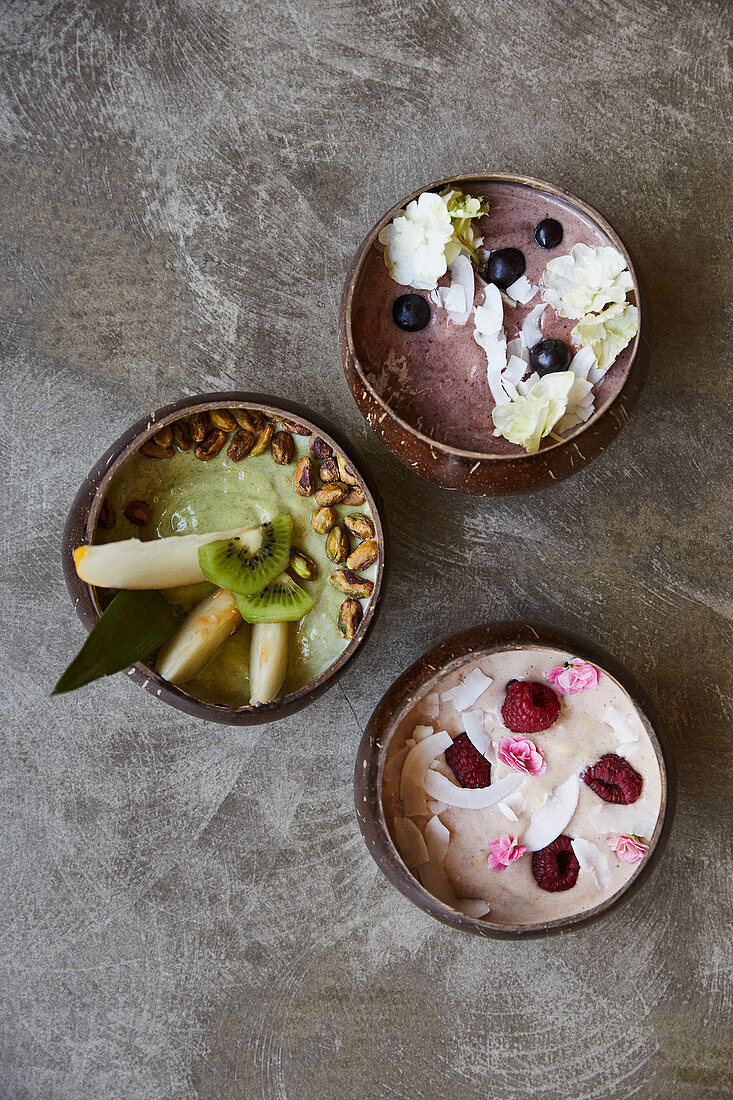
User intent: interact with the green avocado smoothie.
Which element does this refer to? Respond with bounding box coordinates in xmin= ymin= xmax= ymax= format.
xmin=98 ymin=438 xmax=375 ymax=706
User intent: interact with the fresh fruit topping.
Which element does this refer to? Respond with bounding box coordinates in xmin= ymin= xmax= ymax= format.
xmin=481 ymin=247 xmax=526 ymax=290
xmin=501 ymin=680 xmax=560 ymax=733
xmin=581 ymin=753 xmax=643 ymax=804
xmin=534 ymin=218 xmax=563 ymax=249
xmin=532 ymin=835 xmax=580 ymax=892
xmin=488 ymin=834 xmax=526 ymax=871
xmin=445 ymin=732 xmax=492 ymax=788
xmin=529 ymin=338 xmax=572 ymax=376
xmin=157 ymin=589 xmax=241 ymax=685
xmin=249 ymin=620 xmax=290 ymax=704
xmin=392 ymin=294 xmax=431 ymax=332
xmin=198 ymin=515 xmax=292 ymax=597
xmin=234 ymin=571 xmax=314 ymax=624
xmin=547 ymin=658 xmax=602 ymax=694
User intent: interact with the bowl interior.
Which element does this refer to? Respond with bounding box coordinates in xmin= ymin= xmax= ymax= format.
xmin=357 ymin=626 xmax=672 ymax=937
xmin=345 ymin=173 xmax=642 ymax=460
xmin=67 ymin=393 xmax=386 ymax=721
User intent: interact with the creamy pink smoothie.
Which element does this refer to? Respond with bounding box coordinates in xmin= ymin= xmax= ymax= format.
xmin=382 ymin=647 xmax=663 ymax=926
xmin=352 ymin=182 xmax=637 ymax=454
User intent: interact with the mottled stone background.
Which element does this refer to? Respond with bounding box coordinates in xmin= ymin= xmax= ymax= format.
xmin=0 ymin=1 xmax=731 ymax=1097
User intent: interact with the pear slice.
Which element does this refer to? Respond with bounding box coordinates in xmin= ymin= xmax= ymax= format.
xmin=156 ymin=588 xmax=242 ymax=685
xmin=249 ymin=621 xmax=289 ymax=704
xmin=74 ymin=526 xmax=260 ymax=589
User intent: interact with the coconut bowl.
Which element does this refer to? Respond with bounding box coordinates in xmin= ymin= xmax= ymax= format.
xmin=63 ymin=392 xmax=387 ymax=725
xmin=339 ymin=173 xmax=650 ymax=496
xmin=354 ymin=622 xmax=674 ymax=938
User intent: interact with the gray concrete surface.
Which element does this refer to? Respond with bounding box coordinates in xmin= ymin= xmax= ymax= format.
xmin=1 ymin=1 xmax=731 ymax=1097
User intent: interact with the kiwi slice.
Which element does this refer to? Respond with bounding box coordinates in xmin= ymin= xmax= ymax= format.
xmin=234 ymin=572 xmax=315 ymax=624
xmin=198 ymin=516 xmax=292 ymax=596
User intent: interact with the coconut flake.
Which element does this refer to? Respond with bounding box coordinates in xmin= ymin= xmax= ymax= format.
xmin=506 ymin=337 xmax=529 ymax=363
xmin=441 ymin=282 xmax=465 ymax=315
xmin=454 ymin=898 xmax=491 ymax=918
xmin=474 ymin=283 xmax=504 ymax=337
xmin=522 ymin=774 xmax=580 ymax=851
xmin=506 ymin=275 xmax=537 ymax=304
xmin=424 ymin=770 xmax=522 ymax=810
xmin=520 ymin=303 xmax=546 ymax=347
xmin=428 ymin=289 xmax=442 ymax=308
xmin=588 ymin=802 xmax=656 ymax=839
xmin=393 ymin=816 xmax=429 ymax=868
xmin=497 ymin=801 xmax=519 ymax=822
xmin=571 ymin=837 xmax=612 ymax=889
xmin=423 ymin=692 xmax=440 ymax=718
xmin=441 ymin=668 xmax=492 ymax=712
xmin=515 ymin=371 xmax=541 ymax=396
xmin=462 ymin=709 xmax=493 ymax=759
xmin=400 ymin=731 xmax=453 ymax=817
xmin=383 ymin=745 xmax=410 ymax=784
xmin=418 ymin=814 xmax=455 ymax=903
xmin=413 ymin=724 xmax=434 ymax=743
xmin=445 ymin=254 xmax=475 ymax=325
xmin=504 ymin=354 xmax=527 ymax=385
xmin=426 ymin=799 xmax=448 ymax=815
xmin=569 ymin=345 xmax=597 ymax=380
xmin=604 ymin=705 xmax=640 ymax=747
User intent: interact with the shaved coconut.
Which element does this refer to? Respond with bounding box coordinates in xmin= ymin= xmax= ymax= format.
xmin=426 ymin=799 xmax=448 ymax=815
xmin=413 ymin=724 xmax=434 ymax=743
xmin=498 ymin=801 xmax=519 ymax=822
xmin=502 ymin=378 xmax=519 ymax=402
xmin=441 ymin=668 xmax=492 ymax=712
xmin=445 ymin=254 xmax=475 ymax=325
xmin=569 ymin=345 xmax=597 ymax=379
xmin=424 ymin=770 xmax=522 ymax=810
xmin=393 ymin=816 xmax=429 ymax=868
xmin=504 ymin=354 xmax=528 ymax=385
xmin=506 ymin=274 xmax=537 ymax=304
xmin=424 ymin=814 xmax=450 ymax=860
xmin=442 ymin=281 xmax=466 ymax=316
xmin=604 ymin=705 xmax=640 ymax=746
xmin=587 ymin=363 xmax=606 ymax=386
xmin=520 ymin=303 xmax=546 ymax=347
xmin=400 ymin=732 xmax=453 ymax=817
xmin=462 ymin=709 xmax=493 ymax=759
xmin=383 ymin=745 xmax=410 ymax=784
xmin=576 ymin=406 xmax=594 ymax=423
xmin=506 ymin=337 xmax=529 ymax=363
xmin=553 ymin=412 xmax=583 ymax=435
xmin=571 ymin=837 xmax=612 ymax=889
xmin=455 ymin=898 xmax=491 ymax=918
xmin=428 ymin=289 xmax=442 ymax=307
xmin=423 ymin=692 xmax=440 ymax=718
xmin=474 ymin=283 xmax=504 ymax=336
xmin=487 ymin=356 xmax=510 ymax=406
xmin=588 ymin=802 xmax=657 ymax=839
xmin=503 ymin=789 xmax=526 ymax=814
xmin=419 ymin=859 xmax=456 ymax=905
xmin=522 ymin=774 xmax=580 ymax=851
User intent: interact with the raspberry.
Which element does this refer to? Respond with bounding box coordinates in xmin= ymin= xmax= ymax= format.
xmin=532 ymin=835 xmax=580 ymax=892
xmin=581 ymin=753 xmax=643 ymax=804
xmin=501 ymin=680 xmax=560 ymax=734
xmin=445 ymin=733 xmax=491 ymax=788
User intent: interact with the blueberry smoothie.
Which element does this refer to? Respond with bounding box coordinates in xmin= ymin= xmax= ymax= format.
xmin=351 ymin=181 xmax=640 ymax=454
xmin=382 ymin=647 xmax=662 ymax=926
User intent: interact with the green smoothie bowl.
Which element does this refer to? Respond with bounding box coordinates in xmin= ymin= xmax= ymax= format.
xmin=60 ymin=393 xmax=386 ymax=724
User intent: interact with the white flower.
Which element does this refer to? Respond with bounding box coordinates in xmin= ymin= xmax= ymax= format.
xmin=541 ymin=244 xmax=634 ymax=319
xmin=572 ymin=301 xmax=639 ymax=375
xmin=378 ymin=191 xmax=454 ymax=290
xmin=492 ymin=371 xmax=574 ymax=453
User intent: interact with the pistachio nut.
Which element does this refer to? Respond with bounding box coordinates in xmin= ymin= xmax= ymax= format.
xmin=124 ymin=499 xmax=151 ymax=526
xmin=139 ymin=440 xmax=174 ymax=459
xmin=337 ymin=597 xmax=363 ymax=640
xmin=153 ymin=424 xmax=174 ymax=448
xmin=342 ymin=485 xmax=366 ymax=506
xmin=311 ymin=505 xmax=336 ymax=534
xmin=293 ymin=456 xmax=316 ymax=496
xmin=98 ymin=499 xmax=116 ymax=530
xmin=315 ymin=481 xmax=348 ymax=506
xmin=347 ymin=539 xmax=378 ymax=571
xmin=249 ymin=423 xmax=275 ymax=456
xmin=271 ymin=430 xmax=295 ymax=465
xmin=309 ymin=434 xmax=333 ymax=459
xmin=232 ymin=408 xmax=264 ymax=432
xmin=344 ymin=512 xmax=375 ymax=541
xmin=318 ymin=457 xmax=339 ymax=483
xmin=329 ymin=569 xmax=374 ymax=599
xmin=209 ymin=408 xmax=238 ymax=432
xmin=194 ymin=429 xmax=228 ymax=461
xmin=189 ymin=411 xmax=210 ymax=442
xmin=174 ymin=420 xmax=192 ymax=451
xmin=227 ymin=428 xmax=255 ymax=461
xmin=325 ymin=525 xmax=350 ymax=565
xmin=337 ymin=454 xmax=359 ymax=485
xmin=281 ymin=418 xmax=311 ymax=436
xmin=289 ymin=548 xmax=318 ymax=581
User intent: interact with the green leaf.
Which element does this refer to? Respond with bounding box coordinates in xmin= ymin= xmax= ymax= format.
xmin=52 ymin=590 xmax=184 ymax=695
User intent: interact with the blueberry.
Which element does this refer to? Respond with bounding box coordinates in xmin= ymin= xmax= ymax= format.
xmin=529 ymin=339 xmax=571 ymax=376
xmin=534 ymin=218 xmax=563 ymax=249
xmin=392 ymin=294 xmax=431 ymax=332
xmin=481 ymin=248 xmax=526 ymax=290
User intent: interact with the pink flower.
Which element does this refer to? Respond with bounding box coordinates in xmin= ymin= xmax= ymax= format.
xmin=488 ymin=835 xmax=526 ymax=871
xmin=607 ymin=834 xmax=648 ymax=863
xmin=547 ymin=658 xmax=602 ymax=695
xmin=497 ymin=736 xmax=546 ymax=776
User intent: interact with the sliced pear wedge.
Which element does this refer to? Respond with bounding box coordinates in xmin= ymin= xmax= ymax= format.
xmin=74 ymin=526 xmax=260 ymax=589
xmin=156 ymin=588 xmax=242 ymax=685
xmin=249 ymin=621 xmax=290 ymax=705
